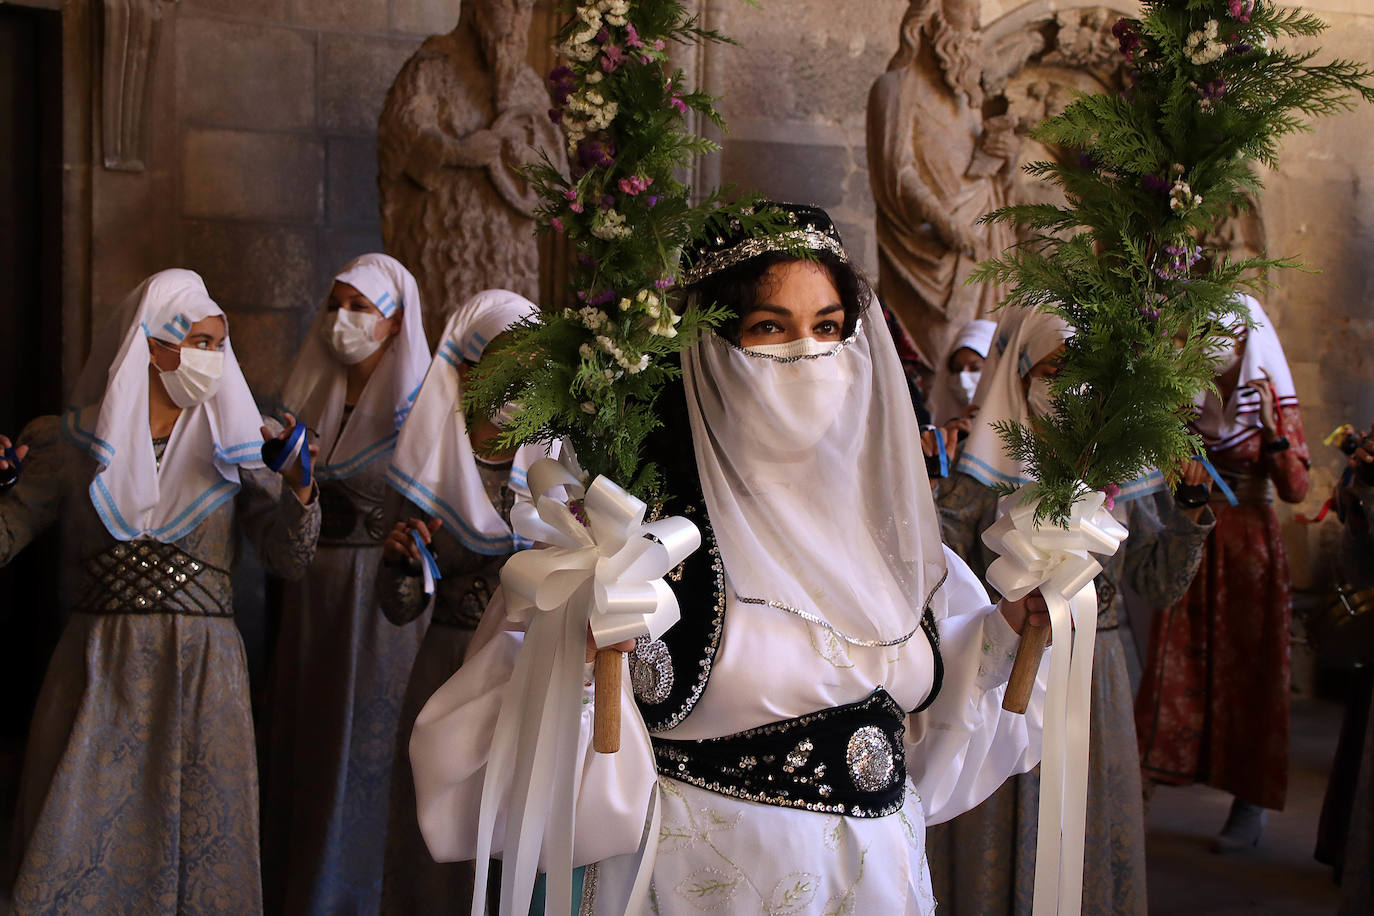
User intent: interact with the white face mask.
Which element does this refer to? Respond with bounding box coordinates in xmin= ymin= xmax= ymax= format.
xmin=1026 ymin=375 xmax=1055 ymax=418
xmin=741 ymin=348 xmax=853 ymax=453
xmin=743 ymin=336 xmax=840 ymax=360
xmin=321 ymin=309 xmax=384 ymax=364
xmin=948 ymin=369 xmax=980 ymax=409
xmin=159 ymin=347 xmax=225 ymax=408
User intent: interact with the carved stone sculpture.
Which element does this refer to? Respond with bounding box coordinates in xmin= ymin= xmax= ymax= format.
xmin=379 ymin=0 xmax=565 ymax=340
xmin=102 ymin=0 xmax=177 ymax=171
xmin=867 ymin=0 xmax=1023 ymax=372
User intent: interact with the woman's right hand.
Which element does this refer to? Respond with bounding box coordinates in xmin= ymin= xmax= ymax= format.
xmin=0 ymin=434 xmax=27 ymax=470
xmin=383 ymin=517 xmax=442 ymax=565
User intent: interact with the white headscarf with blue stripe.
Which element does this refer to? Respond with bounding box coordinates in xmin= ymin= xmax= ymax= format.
xmin=64 ymin=269 xmax=266 ymax=542
xmin=280 ymin=253 xmax=431 ymax=479
xmin=387 ymin=289 xmax=553 ymax=555
xmin=957 ymin=307 xmax=1165 ymax=502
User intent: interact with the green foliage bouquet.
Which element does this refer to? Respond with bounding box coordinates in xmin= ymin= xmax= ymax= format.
xmin=464 ymin=0 xmax=792 ymax=496
xmin=973 ymin=0 xmax=1373 ymax=524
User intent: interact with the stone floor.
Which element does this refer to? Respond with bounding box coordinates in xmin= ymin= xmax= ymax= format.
xmin=1145 ymin=697 xmax=1345 ymax=915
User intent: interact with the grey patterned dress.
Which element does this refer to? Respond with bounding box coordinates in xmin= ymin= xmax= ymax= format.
xmin=374 ymin=459 xmax=515 ymax=916
xmin=924 ymin=470 xmax=1212 ymax=916
xmin=2 ymin=414 xmax=320 ymax=915
xmin=260 ymin=454 xmax=429 ymax=916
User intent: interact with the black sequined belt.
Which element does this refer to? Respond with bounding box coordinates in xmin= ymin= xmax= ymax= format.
xmin=76 ymin=540 xmax=231 ymax=617
xmin=651 ymin=688 xmax=907 ymax=818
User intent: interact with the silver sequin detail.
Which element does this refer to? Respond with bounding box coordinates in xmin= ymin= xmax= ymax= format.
xmin=84 ymin=540 xmax=208 ymax=612
xmin=846 ymin=726 xmax=896 ymax=792
xmin=681 ymin=227 xmax=850 ymax=285
xmin=785 ymin=738 xmax=813 ymax=771
xmin=629 ymin=637 xmax=674 ymax=705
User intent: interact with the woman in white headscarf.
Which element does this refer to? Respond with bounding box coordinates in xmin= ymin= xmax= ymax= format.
xmin=1136 ymin=294 xmax=1310 ymax=853
xmin=373 ymin=289 xmax=554 ymax=915
xmin=260 ymin=253 xmax=432 ymax=916
xmin=925 ymin=307 xmax=1214 ymax=916
xmin=406 ymin=204 xmax=1055 ymax=915
xmin=927 ymin=317 xmax=996 ymax=427
xmin=0 ymin=269 xmax=319 ymax=913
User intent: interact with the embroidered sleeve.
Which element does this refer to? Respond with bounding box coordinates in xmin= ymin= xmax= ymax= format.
xmin=1122 ymin=493 xmax=1214 ymax=610
xmin=237 ymin=466 xmax=321 ymax=580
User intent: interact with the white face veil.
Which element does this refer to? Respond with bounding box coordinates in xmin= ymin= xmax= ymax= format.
xmin=65 ymin=269 xmax=266 ymax=542
xmin=279 ymin=253 xmax=432 ymax=478
xmin=1193 ymin=293 xmax=1299 ymax=451
xmin=387 ymin=289 xmax=554 ymax=554
xmin=681 ymin=307 xmax=948 ymax=644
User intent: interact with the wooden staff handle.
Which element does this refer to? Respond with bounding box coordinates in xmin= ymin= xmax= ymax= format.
xmin=593 ymin=648 xmax=622 ymax=754
xmin=1003 ymin=621 xmax=1051 ymax=714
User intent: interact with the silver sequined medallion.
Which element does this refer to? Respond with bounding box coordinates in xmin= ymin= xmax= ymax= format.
xmin=629 ymin=637 xmax=674 ymax=704
xmin=846 ymin=725 xmax=896 ymax=792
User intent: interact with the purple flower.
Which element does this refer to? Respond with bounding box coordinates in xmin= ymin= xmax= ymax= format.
xmin=576 ymin=254 xmax=598 ymax=268
xmin=625 ymin=23 xmax=644 ymax=49
xmin=588 ymin=289 xmax=616 ymax=307
xmin=645 ymin=194 xmax=660 ymax=207
xmin=617 ymin=175 xmax=654 ymax=195
xmin=1112 ymin=18 xmax=1143 ymax=62
xmin=1153 ymin=243 xmax=1202 ymax=280
xmin=570 ymin=202 xmax=584 ymax=213
xmin=546 ymin=66 xmax=575 ymax=106
xmin=576 ymin=137 xmax=616 ymax=171
xmin=600 ymin=194 xmax=616 ymax=210
xmin=551 ymin=217 xmax=564 ymax=232
xmin=1201 ymin=79 xmax=1227 ymax=100
xmin=563 ymin=188 xmax=579 ymax=201
xmin=596 ymin=27 xmax=610 ymax=45
xmin=601 ymin=44 xmax=625 ymax=72
xmin=1101 ymin=483 xmax=1121 ymax=511
xmin=1142 ymin=174 xmax=1170 ymax=196
xmin=1138 ymin=304 xmax=1161 ymax=321
xmin=1228 ymin=0 xmax=1252 ymax=23
xmin=669 ymin=96 xmax=688 ymax=114
xmin=654 ymin=276 xmax=675 ymax=289
xmin=1226 ymin=42 xmax=1253 ymax=57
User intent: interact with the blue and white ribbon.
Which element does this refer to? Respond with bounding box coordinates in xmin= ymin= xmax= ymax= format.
xmin=264 ymin=422 xmax=312 ymax=488
xmin=410 ymin=528 xmax=442 ymax=595
xmin=934 ymin=427 xmax=949 ymax=479
xmin=0 ymin=446 xmax=22 ymax=488
xmin=1193 ymin=454 xmax=1238 ymax=506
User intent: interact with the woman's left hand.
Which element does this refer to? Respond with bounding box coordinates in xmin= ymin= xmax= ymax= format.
xmin=1000 ymin=588 xmax=1051 ymax=636
xmin=260 ymin=411 xmax=318 ymax=504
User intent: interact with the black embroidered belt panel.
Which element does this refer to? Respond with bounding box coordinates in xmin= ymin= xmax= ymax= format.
xmin=651 ymin=688 xmax=907 ymax=818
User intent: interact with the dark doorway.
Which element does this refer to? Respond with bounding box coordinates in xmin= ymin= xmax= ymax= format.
xmin=0 ymin=0 xmax=65 ymax=873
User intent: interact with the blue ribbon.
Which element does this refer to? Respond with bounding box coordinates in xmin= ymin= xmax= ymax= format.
xmin=264 ymin=422 xmax=312 ymax=488
xmin=0 ymin=446 xmax=22 ymax=488
xmin=410 ymin=528 xmax=442 ymax=594
xmin=934 ymin=427 xmax=949 ymax=479
xmin=1193 ymin=454 xmax=1238 ymax=506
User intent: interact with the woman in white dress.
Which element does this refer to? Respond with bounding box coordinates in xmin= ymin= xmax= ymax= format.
xmin=409 ymin=204 xmax=1051 ymax=915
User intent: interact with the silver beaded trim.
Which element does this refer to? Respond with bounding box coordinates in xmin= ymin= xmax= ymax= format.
xmin=737 ymin=567 xmax=948 ymax=648
xmin=681 ymin=228 xmax=849 ymax=285
xmin=647 ymin=533 xmax=727 ymax=733
xmin=722 ymin=318 xmax=863 ymax=363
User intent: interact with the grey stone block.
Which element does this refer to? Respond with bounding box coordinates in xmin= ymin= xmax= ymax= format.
xmin=183 ymin=221 xmax=316 ymax=313
xmin=181 ymin=0 xmax=288 ymax=20
xmin=318 ymin=34 xmax=421 ymax=134
xmin=316 ymin=226 xmax=386 ymax=299
xmin=177 ymin=18 xmax=315 ymax=131
xmin=224 ymin=309 xmax=307 ymax=400
xmin=288 ymin=0 xmax=388 ymax=32
xmin=183 ymin=128 xmax=324 ymax=221
xmin=392 ymin=0 xmax=458 ymax=36
xmin=720 ymin=139 xmax=852 ymax=210
xmin=326 ymin=136 xmax=381 ymax=228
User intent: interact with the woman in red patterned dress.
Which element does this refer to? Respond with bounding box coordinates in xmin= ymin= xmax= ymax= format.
xmin=1136 ymin=294 xmax=1310 ymax=851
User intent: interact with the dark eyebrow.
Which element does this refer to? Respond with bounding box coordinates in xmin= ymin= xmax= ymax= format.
xmin=815 ymin=304 xmax=843 ymax=316
xmin=742 ymin=303 xmax=793 ymax=317
xmin=185 ymin=333 xmax=215 ymax=341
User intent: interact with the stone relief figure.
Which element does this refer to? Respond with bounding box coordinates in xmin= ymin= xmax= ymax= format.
xmin=379 ymin=0 xmax=565 ymax=341
xmin=867 ymin=0 xmax=1027 ymax=372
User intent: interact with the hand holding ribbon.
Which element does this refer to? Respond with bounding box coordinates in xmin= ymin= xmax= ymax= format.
xmin=981 ymin=484 xmax=1128 ymax=916
xmin=0 ymin=439 xmax=24 ymax=493
xmin=469 ymin=457 xmax=700 ymax=916
xmin=262 ymin=419 xmax=313 ymax=490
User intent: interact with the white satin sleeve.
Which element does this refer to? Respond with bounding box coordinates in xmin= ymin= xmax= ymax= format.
xmin=408 ymin=589 xmax=658 ymax=869
xmin=906 ymin=545 xmax=1048 ymax=826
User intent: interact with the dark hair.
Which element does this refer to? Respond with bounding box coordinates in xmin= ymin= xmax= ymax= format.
xmin=689 ymin=250 xmax=873 ymax=345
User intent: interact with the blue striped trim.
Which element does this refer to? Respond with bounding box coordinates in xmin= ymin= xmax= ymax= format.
xmin=375 ymin=291 xmax=396 ymax=317
xmin=90 ymin=476 xmax=141 ymax=540
xmin=461 ymin=331 xmax=489 ymax=362
xmin=956 ymin=451 xmax=1032 ymax=490
xmin=62 ymin=409 xmax=116 ymax=464
xmin=215 ymin=440 xmax=265 ymax=465
xmin=314 ymin=432 xmax=398 ymax=480
xmin=161 ymin=313 xmax=191 ymax=342
xmin=438 ymin=342 xmax=463 ymax=369
xmin=1115 ymin=470 xmax=1167 ymax=504
xmin=150 ymin=479 xmax=240 ymax=542
xmin=385 ymin=463 xmax=519 ymax=555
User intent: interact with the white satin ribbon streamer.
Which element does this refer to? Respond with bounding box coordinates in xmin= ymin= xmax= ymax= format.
xmin=982 ymin=485 xmax=1128 ymax=916
xmin=469 ymin=458 xmax=700 ymax=916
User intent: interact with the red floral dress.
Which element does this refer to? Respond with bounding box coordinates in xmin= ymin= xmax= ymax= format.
xmin=1136 ymin=403 xmax=1309 ymax=809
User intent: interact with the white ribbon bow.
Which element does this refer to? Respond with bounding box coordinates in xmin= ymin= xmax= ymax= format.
xmin=981 ymin=485 xmax=1128 ymax=916
xmin=470 ymin=458 xmax=700 ymax=916
xmin=502 ymin=458 xmax=700 ymax=647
